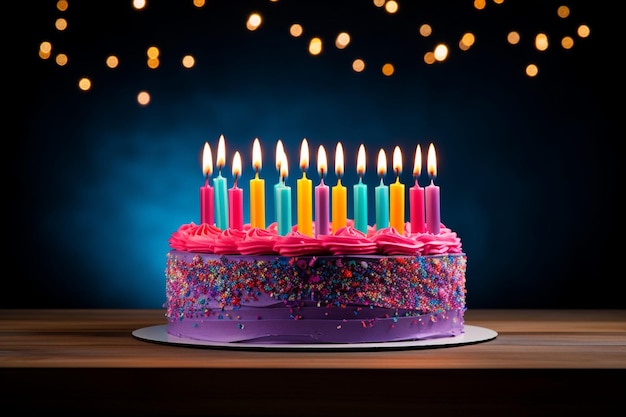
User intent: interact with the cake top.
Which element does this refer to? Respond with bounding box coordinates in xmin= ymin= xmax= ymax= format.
xmin=169 ymin=220 xmax=462 ymax=256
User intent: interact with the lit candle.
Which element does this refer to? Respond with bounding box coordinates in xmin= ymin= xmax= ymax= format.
xmin=297 ymin=138 xmax=313 ymax=236
xmin=389 ymin=146 xmax=405 ymax=234
xmin=249 ymin=138 xmax=266 ymax=229
xmin=331 ymin=142 xmax=347 ymax=233
xmin=200 ymin=142 xmax=214 ymax=225
xmin=276 ymin=151 xmax=292 ymax=236
xmin=274 ymin=139 xmax=285 ymax=225
xmin=353 ymin=144 xmax=368 ymax=234
xmin=409 ymin=144 xmax=426 ymax=234
xmin=425 ymin=143 xmax=441 ymax=234
xmin=228 ymin=151 xmax=244 ymax=231
xmin=214 ymin=134 xmax=229 ymax=230
xmin=375 ymin=149 xmax=389 ymax=230
xmin=315 ymin=145 xmax=330 ymax=236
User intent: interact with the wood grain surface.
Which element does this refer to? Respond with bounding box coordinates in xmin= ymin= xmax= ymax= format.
xmin=1 ymin=309 xmax=624 ymax=416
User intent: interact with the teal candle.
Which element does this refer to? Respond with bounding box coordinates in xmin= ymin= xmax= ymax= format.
xmin=276 ymin=152 xmax=292 ymax=236
xmin=276 ymin=181 xmax=292 ymax=236
xmin=353 ymin=144 xmax=368 ymax=234
xmin=354 ymin=178 xmax=368 ymax=234
xmin=214 ymin=134 xmax=229 ymax=230
xmin=375 ymin=178 xmax=389 ymax=230
xmin=214 ymin=172 xmax=229 ymax=230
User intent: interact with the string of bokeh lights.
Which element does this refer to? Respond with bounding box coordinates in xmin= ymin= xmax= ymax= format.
xmin=38 ymin=0 xmax=591 ymax=107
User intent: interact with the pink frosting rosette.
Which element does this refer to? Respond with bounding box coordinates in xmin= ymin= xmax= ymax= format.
xmin=237 ymin=227 xmax=280 ymax=255
xmin=371 ymin=226 xmax=425 ymax=256
xmin=273 ymin=231 xmax=329 ymax=257
xmin=168 ymin=222 xmax=198 ymax=250
xmin=319 ymin=226 xmax=378 ymax=255
xmin=414 ymin=225 xmax=463 ymax=255
xmin=213 ymin=228 xmax=247 ymax=255
xmin=183 ymin=223 xmax=222 ymax=253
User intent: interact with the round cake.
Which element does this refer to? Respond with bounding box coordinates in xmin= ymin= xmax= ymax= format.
xmin=164 ymin=221 xmax=466 ymax=344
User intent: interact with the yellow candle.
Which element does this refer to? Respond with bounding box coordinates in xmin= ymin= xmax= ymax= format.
xmin=297 ymin=138 xmax=313 ymax=236
xmin=249 ymin=138 xmax=265 ymax=229
xmin=389 ymin=145 xmax=405 ymax=234
xmin=331 ymin=142 xmax=347 ymax=233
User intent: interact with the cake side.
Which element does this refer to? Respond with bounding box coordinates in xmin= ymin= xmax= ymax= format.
xmin=164 ymin=251 xmax=466 ymax=343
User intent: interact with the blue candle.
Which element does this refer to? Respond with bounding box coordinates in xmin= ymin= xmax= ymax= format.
xmin=375 ymin=149 xmax=389 ymax=230
xmin=276 ymin=152 xmax=292 ymax=236
xmin=214 ymin=134 xmax=229 ymax=230
xmin=274 ymin=139 xmax=285 ymax=224
xmin=353 ymin=144 xmax=368 ymax=234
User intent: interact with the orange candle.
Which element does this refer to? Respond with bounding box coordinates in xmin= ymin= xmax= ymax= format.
xmin=249 ymin=138 xmax=265 ymax=229
xmin=389 ymin=146 xmax=405 ymax=234
xmin=297 ymin=138 xmax=313 ymax=236
xmin=331 ymin=142 xmax=347 ymax=233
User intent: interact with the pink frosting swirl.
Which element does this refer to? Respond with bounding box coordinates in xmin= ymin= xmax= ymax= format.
xmin=237 ymin=227 xmax=280 ymax=255
xmin=168 ymin=222 xmax=198 ymax=250
xmin=371 ymin=227 xmax=425 ymax=256
xmin=273 ymin=231 xmax=329 ymax=257
xmin=414 ymin=226 xmax=463 ymax=255
xmin=319 ymin=226 xmax=378 ymax=255
xmin=213 ymin=228 xmax=247 ymax=255
xmin=184 ymin=223 xmax=222 ymax=253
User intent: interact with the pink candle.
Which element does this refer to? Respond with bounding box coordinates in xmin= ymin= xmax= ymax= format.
xmin=200 ymin=142 xmax=214 ymax=225
xmin=315 ymin=145 xmax=330 ymax=236
xmin=409 ymin=144 xmax=426 ymax=234
xmin=228 ymin=151 xmax=244 ymax=230
xmin=425 ymin=143 xmax=440 ymax=234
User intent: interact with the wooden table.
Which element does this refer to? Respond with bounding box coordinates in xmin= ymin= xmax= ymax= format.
xmin=1 ymin=309 xmax=624 ymax=416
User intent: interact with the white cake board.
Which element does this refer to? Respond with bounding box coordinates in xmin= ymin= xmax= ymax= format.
xmin=132 ymin=324 xmax=497 ymax=351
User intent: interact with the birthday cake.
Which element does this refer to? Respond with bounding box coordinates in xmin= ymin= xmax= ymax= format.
xmin=164 ymin=221 xmax=466 ymax=344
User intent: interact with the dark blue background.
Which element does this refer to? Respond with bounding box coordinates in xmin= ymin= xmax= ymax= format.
xmin=11 ymin=0 xmax=620 ymax=309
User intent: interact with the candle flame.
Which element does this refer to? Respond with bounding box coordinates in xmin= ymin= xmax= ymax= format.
xmin=216 ymin=134 xmax=226 ymax=169
xmin=357 ymin=144 xmax=366 ymax=176
xmin=335 ymin=142 xmax=344 ymax=178
xmin=275 ymin=139 xmax=284 ymax=172
xmin=317 ymin=145 xmax=327 ymax=178
xmin=232 ymin=151 xmax=242 ymax=179
xmin=202 ymin=142 xmax=213 ymax=176
xmin=427 ymin=143 xmax=437 ymax=179
xmin=413 ymin=144 xmax=421 ymax=177
xmin=280 ymin=150 xmax=289 ymax=180
xmin=393 ymin=146 xmax=402 ymax=176
xmin=252 ymin=138 xmax=262 ymax=172
xmin=300 ymin=138 xmax=309 ymax=172
xmin=377 ymin=148 xmax=387 ymax=177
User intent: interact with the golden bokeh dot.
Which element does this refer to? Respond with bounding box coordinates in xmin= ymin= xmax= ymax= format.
xmin=373 ymin=0 xmax=385 ymax=7
xmin=535 ymin=33 xmax=549 ymax=51
xmin=382 ymin=63 xmax=394 ymax=76
xmin=147 ymin=46 xmax=159 ymax=59
xmin=309 ymin=37 xmax=323 ymax=55
xmin=55 ymin=53 xmax=68 ymax=66
xmin=182 ymin=55 xmax=195 ymax=68
xmin=290 ymin=24 xmax=303 ymax=37
xmin=247 ymin=13 xmax=262 ymax=31
xmin=147 ymin=58 xmax=160 ymax=69
xmin=434 ymin=44 xmax=449 ymax=61
xmin=335 ymin=32 xmax=350 ymax=49
xmin=106 ymin=55 xmax=119 ymax=68
xmin=557 ymin=5 xmax=570 ymax=18
xmin=493 ymin=0 xmax=504 ymax=4
xmin=577 ymin=24 xmax=590 ymax=38
xmin=78 ymin=78 xmax=92 ymax=91
xmin=39 ymin=41 xmax=52 ymax=59
xmin=561 ymin=36 xmax=574 ymax=49
xmin=525 ymin=64 xmax=539 ymax=77
xmin=193 ymin=0 xmax=206 ymax=7
xmin=56 ymin=0 xmax=68 ymax=11
xmin=419 ymin=24 xmax=432 ymax=37
xmin=55 ymin=18 xmax=68 ymax=31
xmin=460 ymin=32 xmax=475 ymax=51
xmin=133 ymin=0 xmax=146 ymax=10
xmin=137 ymin=91 xmax=151 ymax=106
xmin=474 ymin=0 xmax=487 ymax=10
xmin=424 ymin=51 xmax=435 ymax=64
xmin=507 ymin=31 xmax=520 ymax=45
xmin=352 ymin=58 xmax=365 ymax=72
xmin=385 ymin=1 xmax=398 ymax=14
